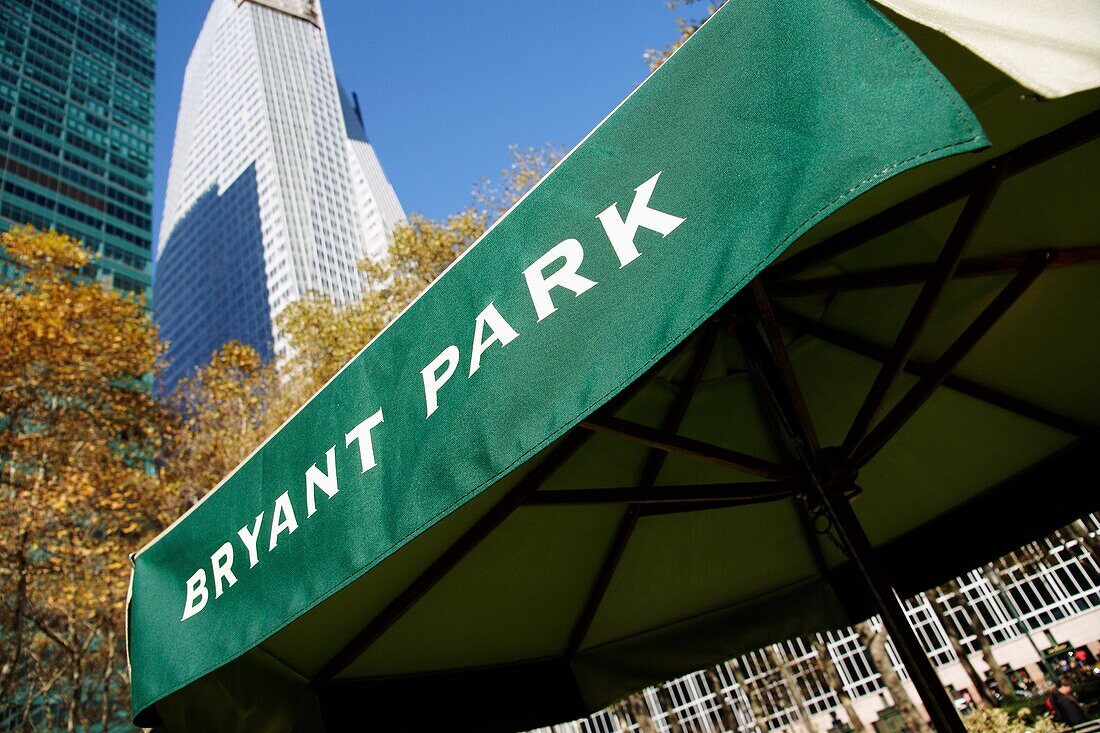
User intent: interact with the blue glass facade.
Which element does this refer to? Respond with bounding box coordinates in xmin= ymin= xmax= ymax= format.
xmin=155 ymin=165 xmax=273 ymax=389
xmin=0 ymin=0 xmax=155 ymax=297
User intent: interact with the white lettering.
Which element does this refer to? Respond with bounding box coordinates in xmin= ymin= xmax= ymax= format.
xmin=469 ymin=302 xmax=518 ymax=376
xmin=421 ymin=346 xmax=459 ymax=418
xmin=177 ymin=171 xmax=688 ymax=624
xmin=345 ymin=409 xmax=385 ymax=472
xmin=522 ymin=238 xmax=598 ymax=321
xmin=596 ymin=172 xmax=685 ymax=268
xmin=210 ymin=542 xmax=237 ymax=598
xmin=268 ymin=491 xmax=298 ymax=551
xmin=237 ymin=512 xmax=264 ymax=569
xmin=305 ymin=446 xmax=339 ymax=517
xmin=181 ymin=569 xmax=209 ymax=621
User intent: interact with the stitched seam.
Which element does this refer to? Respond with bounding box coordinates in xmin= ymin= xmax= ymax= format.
xmin=866 ymin=0 xmax=981 ymax=140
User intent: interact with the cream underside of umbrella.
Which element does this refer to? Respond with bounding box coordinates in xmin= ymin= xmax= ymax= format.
xmin=878 ymin=0 xmax=1100 ymax=98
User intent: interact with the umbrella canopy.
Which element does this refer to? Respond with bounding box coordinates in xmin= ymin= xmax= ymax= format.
xmin=130 ymin=0 xmax=1100 ymax=730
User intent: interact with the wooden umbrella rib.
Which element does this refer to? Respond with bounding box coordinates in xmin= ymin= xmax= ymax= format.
xmin=737 ymin=323 xmax=805 ymax=451
xmin=841 ymin=162 xmax=1007 ymax=456
xmin=767 ymin=244 xmax=1100 ymax=297
xmin=312 ymin=337 xmax=691 ymax=685
xmin=775 ymin=308 xmax=1092 ymax=437
xmin=565 ymin=506 xmax=640 ymax=656
xmin=763 ymin=164 xmax=979 ymax=282
xmin=764 ymin=109 xmax=1100 ymax=282
xmin=852 ymin=252 xmax=1053 ymax=467
xmin=657 ymin=323 xmax=721 ymax=452
xmin=1000 ymin=108 xmax=1100 ymax=178
xmin=741 ymin=336 xmax=799 ymax=468
xmin=1058 ymin=245 xmax=1100 ymax=267
xmin=735 ymin=309 xmax=832 ymax=496
xmin=564 ymin=325 xmax=718 ymax=657
xmin=735 ymin=288 xmax=837 ymax=583
xmin=638 ymin=495 xmax=793 ymax=516
xmin=628 ymin=324 xmax=721 ymax=494
xmin=526 ymin=482 xmax=800 ymax=506
xmin=311 ymin=428 xmax=593 ymax=685
xmin=749 ymin=280 xmax=820 ymax=457
xmin=730 ymin=297 xmax=834 ymax=580
xmin=580 ymin=414 xmax=796 ymax=480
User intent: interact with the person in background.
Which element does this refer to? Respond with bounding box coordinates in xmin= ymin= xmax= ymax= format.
xmin=1046 ymin=675 xmax=1089 ymax=726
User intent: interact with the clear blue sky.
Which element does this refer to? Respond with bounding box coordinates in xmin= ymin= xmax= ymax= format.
xmin=153 ymin=1 xmax=691 ymax=240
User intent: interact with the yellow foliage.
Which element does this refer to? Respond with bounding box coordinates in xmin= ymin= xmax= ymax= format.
xmin=644 ymin=1 xmax=725 ymax=72
xmin=0 ymin=226 xmax=174 ymax=716
xmin=963 ymin=708 xmax=1066 ymax=733
xmin=163 ymin=340 xmax=285 ymax=511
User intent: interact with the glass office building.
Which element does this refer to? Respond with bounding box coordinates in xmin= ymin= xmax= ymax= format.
xmin=155 ymin=0 xmax=405 ymax=389
xmin=0 ymin=0 xmax=156 ymax=297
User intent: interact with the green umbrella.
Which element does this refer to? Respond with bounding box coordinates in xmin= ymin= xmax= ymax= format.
xmin=129 ymin=0 xmax=1099 ymax=730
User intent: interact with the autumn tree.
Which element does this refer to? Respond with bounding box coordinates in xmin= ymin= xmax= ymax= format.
xmin=812 ymin=634 xmax=869 ymax=732
xmin=855 ymin=621 xmax=934 ymax=733
xmin=612 ymin=698 xmax=634 ymax=732
xmin=730 ymin=657 xmax=768 ymax=733
xmin=703 ymin=666 xmax=740 ymax=732
xmin=644 ymin=1 xmax=726 ymax=72
xmin=981 ymin=561 xmax=1034 ymax=698
xmin=926 ymin=583 xmax=998 ymax=707
xmin=654 ymin=683 xmax=683 ymax=732
xmin=0 ymin=226 xmax=172 ymax=729
xmin=277 ymin=208 xmax=487 ymax=388
xmin=766 ymin=645 xmax=819 ymax=733
xmin=161 ymin=340 xmax=286 ymax=513
xmin=625 ymin=692 xmax=657 ymax=733
xmin=963 ymin=707 xmax=1065 ymax=733
xmin=472 ymin=144 xmax=564 ymax=217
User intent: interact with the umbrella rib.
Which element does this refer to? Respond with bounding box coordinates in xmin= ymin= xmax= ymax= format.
xmin=638 ymin=496 xmax=792 ymax=516
xmin=748 ymin=280 xmax=820 ymax=457
xmin=580 ymin=414 xmax=795 ymax=480
xmin=526 ymin=482 xmax=800 ymax=506
xmin=738 ymin=319 xmax=801 ymax=469
xmin=841 ymin=162 xmax=1007 ymax=456
xmin=564 ymin=325 xmax=718 ymax=657
xmin=851 ymin=252 xmax=1054 ymax=467
xmin=767 ymin=244 xmax=1100 ymax=297
xmin=745 ymin=354 xmax=799 ymax=466
xmin=730 ymin=301 xmax=833 ymax=577
xmin=311 ymin=333 xmax=689 ymax=685
xmin=776 ymin=308 xmax=1092 ymax=437
xmin=311 ymin=428 xmax=593 ymax=686
xmin=764 ymin=109 xmax=1100 ymax=282
xmin=565 ymin=506 xmax=640 ymax=657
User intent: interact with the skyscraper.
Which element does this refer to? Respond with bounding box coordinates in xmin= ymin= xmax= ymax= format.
xmin=0 ymin=0 xmax=156 ymax=297
xmin=155 ymin=0 xmax=405 ymax=389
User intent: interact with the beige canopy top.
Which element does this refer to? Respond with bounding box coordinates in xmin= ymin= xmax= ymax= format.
xmin=879 ymin=0 xmax=1100 ymax=98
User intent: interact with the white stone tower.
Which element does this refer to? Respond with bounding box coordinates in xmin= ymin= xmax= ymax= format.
xmin=155 ymin=0 xmax=404 ymax=388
